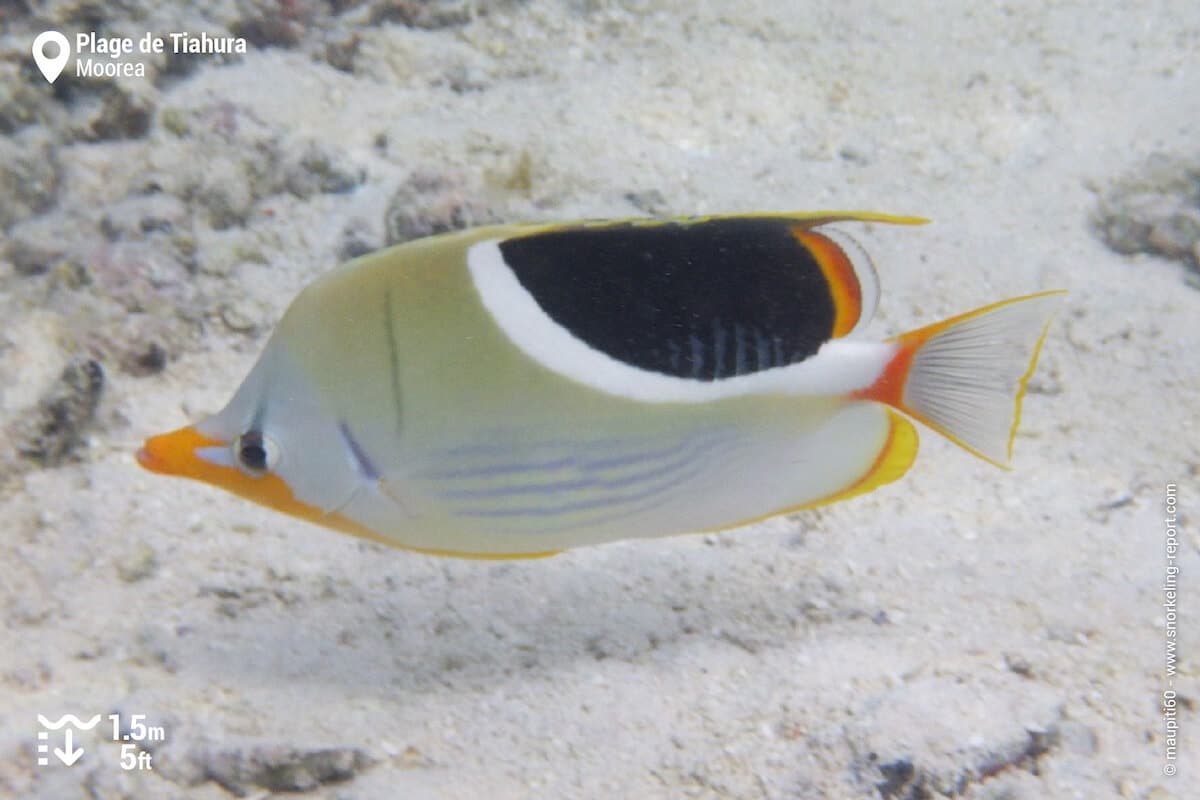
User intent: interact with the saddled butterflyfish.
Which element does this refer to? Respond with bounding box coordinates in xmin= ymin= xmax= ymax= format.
xmin=138 ymin=212 xmax=1064 ymax=559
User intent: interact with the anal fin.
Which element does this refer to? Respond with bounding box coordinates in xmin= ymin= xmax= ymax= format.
xmin=797 ymin=409 xmax=918 ymax=510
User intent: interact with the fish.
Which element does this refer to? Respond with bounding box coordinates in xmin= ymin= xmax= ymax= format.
xmin=137 ymin=211 xmax=1065 ymax=559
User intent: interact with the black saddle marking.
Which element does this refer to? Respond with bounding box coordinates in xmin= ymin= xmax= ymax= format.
xmin=499 ymin=218 xmax=837 ymax=381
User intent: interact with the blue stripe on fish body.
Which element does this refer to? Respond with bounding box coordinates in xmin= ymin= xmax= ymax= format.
xmin=426 ymin=429 xmax=736 ymax=527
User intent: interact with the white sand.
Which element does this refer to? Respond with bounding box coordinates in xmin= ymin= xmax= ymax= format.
xmin=1 ymin=1 xmax=1197 ymax=797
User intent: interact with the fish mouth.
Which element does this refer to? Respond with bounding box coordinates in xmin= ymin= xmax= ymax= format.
xmin=135 ymin=445 xmax=165 ymax=473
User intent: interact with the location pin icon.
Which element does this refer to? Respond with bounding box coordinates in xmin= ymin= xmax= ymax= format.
xmin=32 ymin=31 xmax=70 ymax=84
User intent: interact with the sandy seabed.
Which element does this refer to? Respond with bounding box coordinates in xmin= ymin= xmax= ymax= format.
xmin=1 ymin=2 xmax=1198 ymax=798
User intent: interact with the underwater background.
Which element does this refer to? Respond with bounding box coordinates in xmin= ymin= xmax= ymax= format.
xmin=1 ymin=1 xmax=1197 ymax=797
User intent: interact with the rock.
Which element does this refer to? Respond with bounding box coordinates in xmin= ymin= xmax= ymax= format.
xmin=1147 ymin=207 xmax=1200 ymax=259
xmin=232 ymin=0 xmax=328 ymax=48
xmin=192 ymin=744 xmax=377 ymax=795
xmin=120 ymin=340 xmax=169 ymax=376
xmin=192 ymin=157 xmax=261 ymax=230
xmin=849 ymin=675 xmax=1064 ymax=798
xmin=5 ymin=217 xmax=69 ymax=276
xmin=369 ymin=0 xmax=478 ymax=29
xmin=1092 ymin=154 xmax=1200 ymax=276
xmin=0 ymin=311 xmax=69 ymax=419
xmin=0 ymin=62 xmax=53 ymax=133
xmin=284 ymin=142 xmax=365 ymax=199
xmin=324 ymin=33 xmax=364 ymax=74
xmin=15 ymin=359 xmax=105 ymax=467
xmin=88 ymin=241 xmax=194 ymax=314
xmin=195 ymin=232 xmax=267 ymax=277
xmin=73 ymin=84 xmax=156 ymax=141
xmin=488 ymin=149 xmax=534 ymax=196
xmin=2 ymin=660 xmax=54 ymax=691
xmin=1003 ymin=651 xmax=1034 ymax=678
xmin=838 ymin=142 xmax=874 ymax=164
xmin=625 ymin=188 xmax=668 ymax=216
xmin=131 ymin=625 xmax=179 ymax=672
xmin=32 ymin=0 xmax=141 ymax=26
xmin=164 ymin=103 xmax=287 ymax=229
xmin=384 ymin=171 xmax=497 ymax=245
xmin=0 ymin=130 xmax=61 ymax=229
xmin=219 ymin=299 xmax=263 ymax=335
xmin=875 ymin=758 xmax=916 ymax=799
xmin=81 ymin=763 xmax=153 ymax=799
xmin=338 ymin=217 xmax=381 ymax=260
xmin=1056 ymin=720 xmax=1098 ymax=756
xmin=159 ymin=107 xmax=191 ymax=136
xmin=115 ymin=541 xmax=159 ymax=582
xmin=99 ymin=192 xmax=190 ymax=241
xmin=47 ymin=259 xmax=92 ymax=291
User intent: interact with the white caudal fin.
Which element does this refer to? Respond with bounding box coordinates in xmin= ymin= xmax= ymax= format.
xmin=856 ymin=290 xmax=1066 ymax=467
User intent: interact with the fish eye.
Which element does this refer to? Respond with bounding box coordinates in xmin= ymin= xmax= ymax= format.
xmin=233 ymin=430 xmax=278 ymax=477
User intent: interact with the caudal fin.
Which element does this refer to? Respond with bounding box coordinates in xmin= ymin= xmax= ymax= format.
xmin=854 ymin=290 xmax=1066 ymax=467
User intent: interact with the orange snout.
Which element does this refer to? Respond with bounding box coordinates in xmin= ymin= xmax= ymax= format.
xmin=136 ymin=424 xmax=290 ymax=507
xmin=137 ymin=425 xmax=225 ymax=476
xmin=136 ymin=423 xmax=374 ymax=541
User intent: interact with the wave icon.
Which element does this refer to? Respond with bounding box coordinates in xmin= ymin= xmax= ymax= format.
xmin=37 ymin=714 xmax=101 ymax=730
